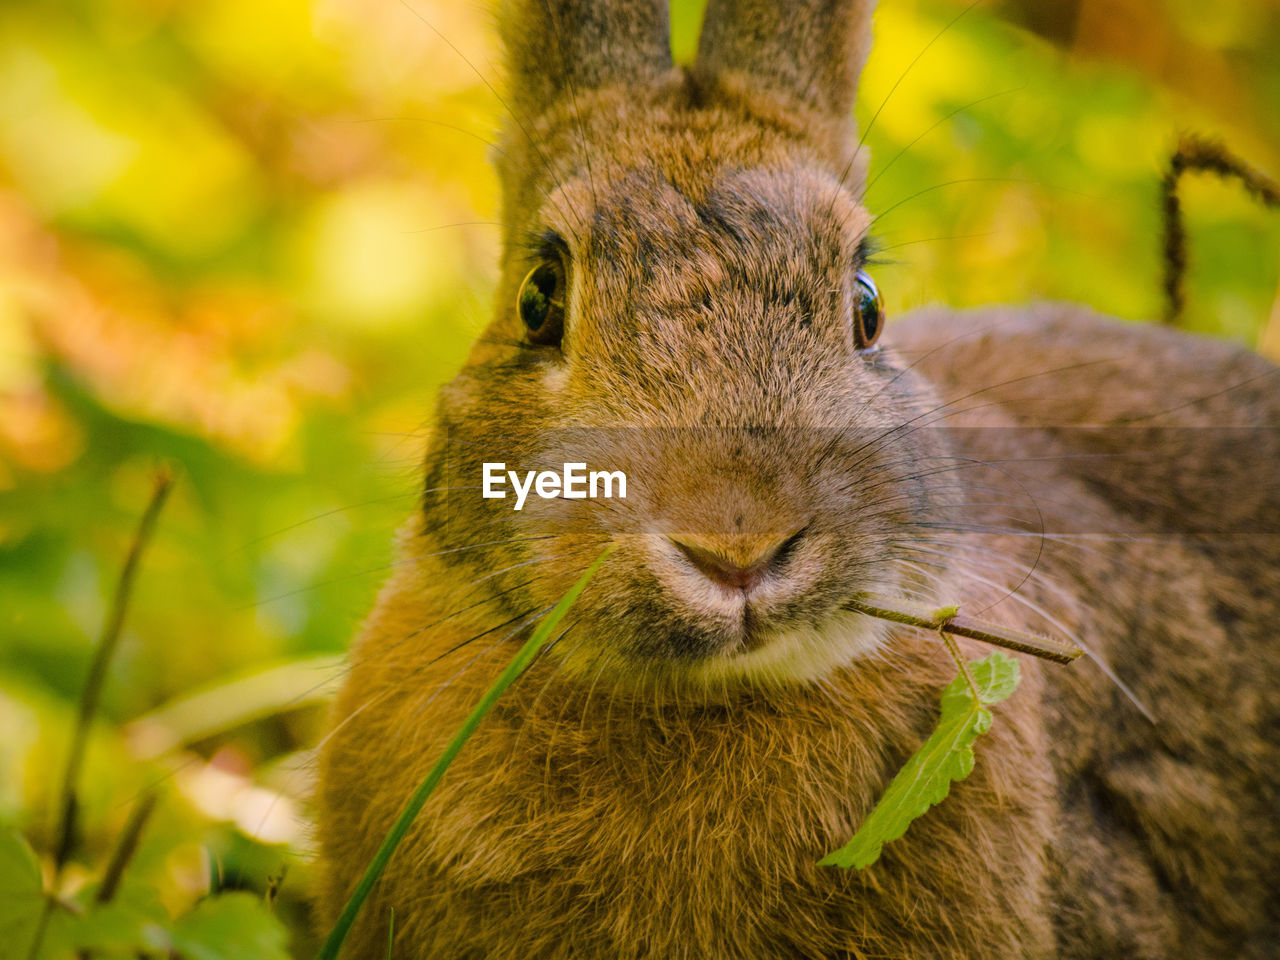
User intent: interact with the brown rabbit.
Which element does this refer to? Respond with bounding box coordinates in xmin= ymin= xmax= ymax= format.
xmin=316 ymin=1 xmax=1280 ymax=957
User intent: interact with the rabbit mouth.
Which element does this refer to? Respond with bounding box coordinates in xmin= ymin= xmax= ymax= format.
xmin=534 ymin=527 xmax=924 ymax=689
xmin=677 ymin=607 xmax=889 ymax=687
xmin=604 ymin=527 xmax=903 ymax=683
xmin=643 ymin=527 xmax=818 ymax=636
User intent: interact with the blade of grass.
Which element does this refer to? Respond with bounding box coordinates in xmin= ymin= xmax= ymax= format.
xmin=316 ymin=545 xmax=616 ymax=960
xmin=125 ymin=655 xmax=343 ymax=760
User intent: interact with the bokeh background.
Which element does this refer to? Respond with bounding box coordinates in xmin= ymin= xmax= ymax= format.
xmin=2 ymin=0 xmax=1278 ymax=954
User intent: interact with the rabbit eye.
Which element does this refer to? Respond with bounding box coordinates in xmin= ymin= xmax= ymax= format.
xmin=518 ymin=259 xmax=566 ymax=347
xmin=853 ymin=269 xmax=884 ymax=349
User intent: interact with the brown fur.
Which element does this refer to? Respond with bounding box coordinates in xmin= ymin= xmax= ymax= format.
xmin=317 ymin=2 xmax=1280 ymax=956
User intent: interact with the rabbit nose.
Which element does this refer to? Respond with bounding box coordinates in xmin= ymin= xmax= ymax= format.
xmin=668 ymin=529 xmax=804 ymax=592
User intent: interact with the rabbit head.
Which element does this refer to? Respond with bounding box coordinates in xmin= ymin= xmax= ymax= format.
xmin=421 ymin=0 xmax=960 ymax=688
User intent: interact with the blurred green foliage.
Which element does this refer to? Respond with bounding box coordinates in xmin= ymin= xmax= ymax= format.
xmin=0 ymin=0 xmax=1276 ymax=955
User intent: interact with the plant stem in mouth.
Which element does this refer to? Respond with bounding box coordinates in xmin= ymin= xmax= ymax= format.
xmin=847 ymin=596 xmax=1082 ymax=664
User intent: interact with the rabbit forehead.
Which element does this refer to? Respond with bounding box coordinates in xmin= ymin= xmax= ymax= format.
xmin=503 ymin=79 xmax=867 ymax=221
xmin=557 ymin=161 xmax=869 ymax=328
xmin=541 ymin=159 xmax=870 ymax=278
xmin=579 ymin=164 xmax=866 ymax=252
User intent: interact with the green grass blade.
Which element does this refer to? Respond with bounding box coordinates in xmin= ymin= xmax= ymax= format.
xmin=316 ymin=546 xmax=615 ymax=960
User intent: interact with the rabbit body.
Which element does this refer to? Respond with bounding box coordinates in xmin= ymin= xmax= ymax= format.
xmin=317 ymin=2 xmax=1280 ymax=957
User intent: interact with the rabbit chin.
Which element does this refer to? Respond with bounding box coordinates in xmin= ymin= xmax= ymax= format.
xmin=551 ymin=608 xmax=897 ymax=692
xmin=683 ymin=609 xmax=891 ymax=687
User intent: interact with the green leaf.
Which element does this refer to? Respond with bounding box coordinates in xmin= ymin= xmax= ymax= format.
xmin=72 ymin=880 xmax=169 ymax=923
xmin=820 ymin=652 xmax=1021 ymax=870
xmin=57 ymin=907 xmax=156 ymax=959
xmin=0 ymin=828 xmax=47 ymax=958
xmin=54 ymin=883 xmax=170 ymax=958
xmin=145 ymin=893 xmax=289 ymax=960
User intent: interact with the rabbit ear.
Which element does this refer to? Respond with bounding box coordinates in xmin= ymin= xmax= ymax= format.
xmin=500 ymin=0 xmax=673 ymax=119
xmin=695 ymin=0 xmax=875 ymax=121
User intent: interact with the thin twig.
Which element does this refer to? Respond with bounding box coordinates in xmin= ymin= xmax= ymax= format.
xmin=70 ymin=791 xmax=160 ymax=960
xmin=265 ymin=865 xmax=289 ymax=910
xmin=934 ymin=606 xmax=982 ymax=703
xmin=847 ymin=596 xmax=1082 ymax=664
xmin=95 ymin=790 xmax=158 ymax=905
xmin=1162 ymin=133 xmax=1280 ymax=325
xmin=53 ymin=468 xmax=174 ymax=871
xmin=29 ymin=469 xmax=174 ymax=960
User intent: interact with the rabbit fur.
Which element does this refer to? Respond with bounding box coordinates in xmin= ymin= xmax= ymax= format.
xmin=317 ymin=1 xmax=1280 ymax=956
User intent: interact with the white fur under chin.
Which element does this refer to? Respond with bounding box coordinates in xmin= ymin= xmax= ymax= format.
xmin=687 ymin=608 xmax=890 ymax=688
xmin=548 ymin=607 xmax=895 ymax=697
